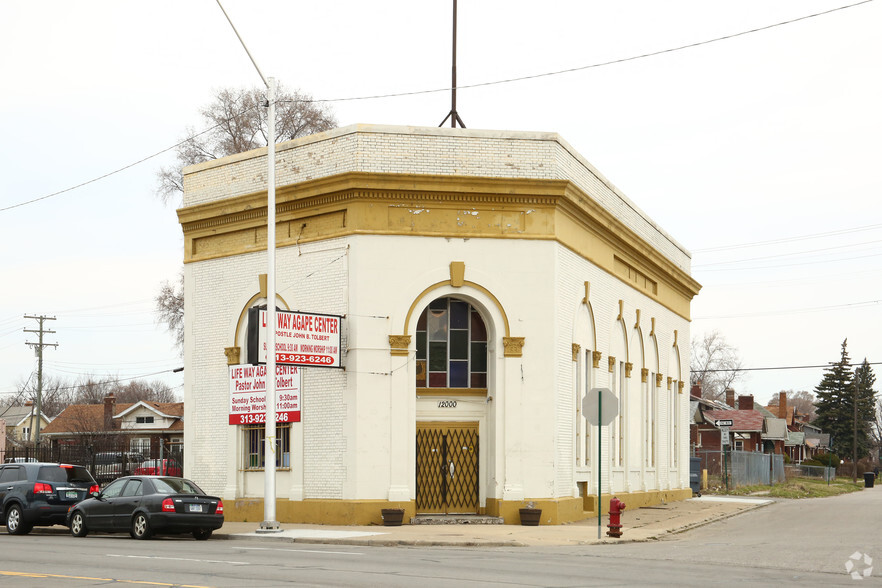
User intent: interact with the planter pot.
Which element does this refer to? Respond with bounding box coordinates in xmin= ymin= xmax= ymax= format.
xmin=519 ymin=508 xmax=542 ymax=526
xmin=381 ymin=508 xmax=405 ymax=526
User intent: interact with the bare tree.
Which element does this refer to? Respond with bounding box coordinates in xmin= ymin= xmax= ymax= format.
xmin=112 ymin=380 xmax=178 ymax=404
xmin=768 ymin=389 xmax=818 ymax=422
xmin=3 ymin=375 xmax=75 ymax=418
xmin=690 ymin=330 xmax=744 ymax=401
xmin=155 ymin=270 xmax=184 ymax=354
xmin=155 ymin=84 xmax=337 ymax=204
xmin=72 ymin=376 xmax=116 ymax=405
xmin=154 ymin=85 xmax=336 ymax=348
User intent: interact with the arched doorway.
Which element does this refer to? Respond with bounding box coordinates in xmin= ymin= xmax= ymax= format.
xmin=414 ymin=296 xmax=488 ymax=514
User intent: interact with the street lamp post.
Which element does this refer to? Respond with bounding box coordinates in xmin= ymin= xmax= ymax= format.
xmin=215 ymin=0 xmax=281 ymax=533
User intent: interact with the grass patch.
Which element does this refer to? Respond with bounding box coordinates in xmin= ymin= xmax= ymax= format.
xmin=705 ymin=477 xmax=864 ymax=499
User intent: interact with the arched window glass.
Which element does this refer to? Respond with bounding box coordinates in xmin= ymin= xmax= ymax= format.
xmin=415 ymin=297 xmax=487 ymax=389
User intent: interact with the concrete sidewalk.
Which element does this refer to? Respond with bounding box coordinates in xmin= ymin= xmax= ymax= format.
xmin=214 ymin=496 xmax=773 ymax=547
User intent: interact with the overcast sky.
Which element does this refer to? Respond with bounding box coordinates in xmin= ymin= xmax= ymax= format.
xmin=1 ymin=0 xmax=880 ymax=408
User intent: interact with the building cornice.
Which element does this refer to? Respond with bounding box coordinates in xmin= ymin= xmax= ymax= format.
xmin=178 ymin=171 xmax=700 ymax=318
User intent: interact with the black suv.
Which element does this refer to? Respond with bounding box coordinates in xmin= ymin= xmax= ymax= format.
xmin=0 ymin=462 xmax=98 ymax=535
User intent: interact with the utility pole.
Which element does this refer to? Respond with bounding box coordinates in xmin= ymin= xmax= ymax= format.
xmin=853 ymin=368 xmax=860 ymax=483
xmin=24 ymin=315 xmax=57 ymax=446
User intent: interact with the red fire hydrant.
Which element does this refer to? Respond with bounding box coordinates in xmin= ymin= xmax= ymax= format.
xmin=607 ymin=497 xmax=626 ymax=538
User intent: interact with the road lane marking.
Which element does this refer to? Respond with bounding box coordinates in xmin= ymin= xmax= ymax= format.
xmin=236 ymin=546 xmax=364 ymax=555
xmin=107 ymin=554 xmax=249 ymax=565
xmin=0 ymin=569 xmax=211 ymax=587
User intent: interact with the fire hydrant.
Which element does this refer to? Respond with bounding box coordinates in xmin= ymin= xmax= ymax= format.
xmin=607 ymin=497 xmax=626 ymax=538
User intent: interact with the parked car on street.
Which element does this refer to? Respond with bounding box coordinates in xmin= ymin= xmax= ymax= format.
xmin=0 ymin=462 xmax=98 ymax=535
xmin=67 ymin=476 xmax=224 ymax=540
xmin=133 ymin=459 xmax=182 ymax=477
xmin=4 ymin=457 xmax=38 ymax=463
xmin=93 ymin=452 xmax=144 ymax=484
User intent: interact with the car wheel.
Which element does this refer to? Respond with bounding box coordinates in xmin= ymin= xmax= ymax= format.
xmin=70 ymin=511 xmax=88 ymax=537
xmin=5 ymin=505 xmax=32 ymax=535
xmin=192 ymin=528 xmax=213 ymax=541
xmin=131 ymin=513 xmax=152 ymax=540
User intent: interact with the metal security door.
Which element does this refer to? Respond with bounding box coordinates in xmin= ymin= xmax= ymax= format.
xmin=416 ymin=422 xmax=478 ymax=514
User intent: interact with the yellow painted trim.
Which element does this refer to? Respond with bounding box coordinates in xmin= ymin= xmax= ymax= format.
xmin=223 ymin=487 xmax=692 ymax=526
xmin=403 ymin=279 xmax=511 ymax=337
xmin=449 ymin=261 xmax=465 ymax=287
xmin=417 ymin=388 xmax=488 ymax=397
xmin=178 ymin=172 xmax=700 ymax=320
xmin=224 ymin=347 xmax=241 ymax=366
xmin=225 ymin=499 xmax=415 ymax=526
xmin=388 ymin=334 xmax=411 ymax=356
xmin=503 ymin=336 xmax=525 ymax=358
xmin=232 ymin=289 xmax=291 ymax=349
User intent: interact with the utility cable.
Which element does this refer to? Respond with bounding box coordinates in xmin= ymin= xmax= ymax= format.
xmin=691 ymin=361 xmax=882 ymax=374
xmin=0 ymin=1 xmax=872 ymax=213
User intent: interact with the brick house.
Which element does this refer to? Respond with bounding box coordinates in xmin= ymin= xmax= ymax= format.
xmin=40 ymin=394 xmax=183 ymax=457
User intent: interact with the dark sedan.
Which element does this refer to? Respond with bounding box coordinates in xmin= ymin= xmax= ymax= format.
xmin=67 ymin=476 xmax=223 ymax=540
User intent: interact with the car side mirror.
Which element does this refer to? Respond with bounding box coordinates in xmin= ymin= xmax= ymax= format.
xmin=92 ymin=491 xmax=101 ymax=499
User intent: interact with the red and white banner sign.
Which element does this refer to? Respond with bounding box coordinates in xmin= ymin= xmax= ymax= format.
xmin=256 ymin=309 xmax=342 ymax=368
xmin=229 ymin=364 xmax=301 ymax=425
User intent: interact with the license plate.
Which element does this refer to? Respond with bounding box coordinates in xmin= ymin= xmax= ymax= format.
xmin=188 ymin=504 xmax=203 ymax=513
xmin=65 ymin=491 xmax=80 ymax=499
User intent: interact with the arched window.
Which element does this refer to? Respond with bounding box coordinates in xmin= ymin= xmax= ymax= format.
xmin=415 ymin=297 xmax=487 ymax=389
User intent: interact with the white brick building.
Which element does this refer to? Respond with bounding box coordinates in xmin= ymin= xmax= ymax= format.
xmin=178 ymin=124 xmax=700 ymax=525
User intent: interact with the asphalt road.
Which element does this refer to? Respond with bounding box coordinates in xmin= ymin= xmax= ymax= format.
xmin=1 ymin=490 xmax=879 ymax=586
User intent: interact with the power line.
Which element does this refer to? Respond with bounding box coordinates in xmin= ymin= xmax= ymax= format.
xmin=693 ymin=222 xmax=882 ymax=253
xmin=0 ymin=107 xmax=259 ymax=213
xmin=291 ymin=1 xmax=875 ymax=105
xmin=694 ymin=299 xmax=882 ymax=320
xmin=0 ymin=367 xmax=184 ymax=396
xmin=696 ymin=250 xmax=882 ymax=272
xmin=0 ymin=1 xmax=872 ymax=214
xmin=693 ymin=239 xmax=882 ymax=269
xmin=692 ymin=361 xmax=882 ymax=374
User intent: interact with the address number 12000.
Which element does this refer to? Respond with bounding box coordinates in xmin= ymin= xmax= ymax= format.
xmin=275 ymin=353 xmax=335 ymax=365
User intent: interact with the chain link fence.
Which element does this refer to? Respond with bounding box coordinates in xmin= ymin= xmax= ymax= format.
xmin=695 ymin=449 xmax=785 ymax=488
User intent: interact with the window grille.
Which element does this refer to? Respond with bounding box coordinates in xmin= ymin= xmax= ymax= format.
xmin=243 ymin=423 xmax=291 ymax=470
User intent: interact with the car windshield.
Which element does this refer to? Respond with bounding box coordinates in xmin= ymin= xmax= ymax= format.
xmin=38 ymin=465 xmax=95 ymax=484
xmin=151 ymin=477 xmax=203 ymax=495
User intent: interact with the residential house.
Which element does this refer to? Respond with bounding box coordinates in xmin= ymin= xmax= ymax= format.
xmin=755 ymin=403 xmax=788 ymax=455
xmin=0 ymin=401 xmax=52 ymax=447
xmin=40 ymin=394 xmax=183 ymax=457
xmin=691 ymin=388 xmax=766 ymax=474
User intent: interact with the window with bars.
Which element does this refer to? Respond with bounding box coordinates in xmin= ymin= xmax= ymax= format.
xmin=415 ymin=298 xmax=488 ymax=390
xmin=131 ymin=437 xmax=151 ymax=454
xmin=243 ymin=423 xmax=291 ymax=470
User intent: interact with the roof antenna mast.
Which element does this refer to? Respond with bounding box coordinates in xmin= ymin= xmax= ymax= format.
xmin=439 ymin=0 xmax=466 ymax=128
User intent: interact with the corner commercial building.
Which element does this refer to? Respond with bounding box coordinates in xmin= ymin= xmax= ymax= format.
xmin=178 ymin=124 xmax=700 ymax=524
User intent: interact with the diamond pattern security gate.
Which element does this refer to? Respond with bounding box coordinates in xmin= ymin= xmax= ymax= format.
xmin=416 ymin=422 xmax=479 ymax=514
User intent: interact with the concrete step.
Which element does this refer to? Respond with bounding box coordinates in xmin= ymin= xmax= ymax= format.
xmin=410 ymin=514 xmax=504 ymax=525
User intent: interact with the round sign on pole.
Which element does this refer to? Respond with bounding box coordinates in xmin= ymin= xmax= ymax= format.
xmin=583 ymin=387 xmax=618 ymax=426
